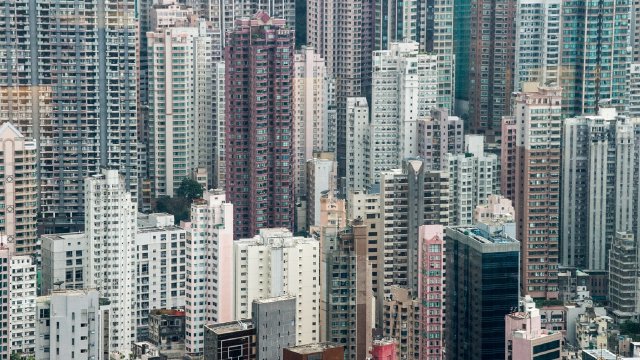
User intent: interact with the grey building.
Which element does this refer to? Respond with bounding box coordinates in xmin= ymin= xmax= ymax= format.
xmin=609 ymin=232 xmax=640 ymax=320
xmin=40 ymin=233 xmax=89 ymax=295
xmin=0 ymin=0 xmax=138 ymax=233
xmin=204 ymin=321 xmax=256 ymax=360
xmin=252 ymin=296 xmax=297 ymax=360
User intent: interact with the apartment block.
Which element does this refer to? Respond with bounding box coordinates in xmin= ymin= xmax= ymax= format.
xmin=135 ymin=213 xmax=187 ymax=340
xmin=609 ymin=232 xmax=640 ymax=320
xmin=35 ymin=289 xmax=110 ymax=360
xmin=225 ymin=13 xmax=295 ymax=238
xmin=346 ymin=97 xmax=370 ymax=193
xmin=40 ymin=233 xmax=89 ymax=295
xmin=9 ymin=254 xmax=37 ymax=357
xmin=370 ymin=42 xmax=438 ymax=183
xmin=513 ymin=84 xmax=562 ymax=299
xmin=184 ymin=190 xmax=234 ymax=356
xmin=252 ymin=296 xmax=297 ymax=360
xmin=0 ymin=122 xmax=37 ymax=254
xmin=306 ymin=153 xmax=337 ymax=228
xmin=233 ymin=229 xmax=319 ymax=345
xmin=85 ymin=169 xmax=137 ymax=356
xmin=417 ymin=108 xmax=464 ymax=171
xmin=505 ymin=296 xmax=562 ymax=360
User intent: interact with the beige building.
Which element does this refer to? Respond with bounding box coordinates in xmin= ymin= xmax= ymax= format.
xmin=383 ymin=286 xmax=420 ymax=359
xmin=0 ymin=122 xmax=37 ymax=254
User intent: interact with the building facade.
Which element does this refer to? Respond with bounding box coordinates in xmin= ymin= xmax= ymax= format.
xmin=346 ymin=97 xmax=370 ymax=193
xmin=252 ymin=296 xmax=297 ymax=360
xmin=225 ymin=13 xmax=295 ymax=238
xmin=417 ymin=108 xmax=465 ymax=171
xmin=0 ymin=122 xmax=37 ymax=254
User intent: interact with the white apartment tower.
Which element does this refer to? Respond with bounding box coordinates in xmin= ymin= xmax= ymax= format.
xmin=346 ymin=97 xmax=371 ymax=193
xmin=444 ymin=137 xmax=499 ymax=226
xmin=185 ymin=190 xmax=234 ymax=356
xmin=35 ymin=289 xmax=110 ymax=360
xmin=233 ymin=229 xmax=320 ymax=345
xmin=627 ymin=64 xmax=640 ymax=117
xmin=561 ymin=109 xmax=639 ymax=270
xmin=370 ymin=41 xmax=438 ymax=183
xmin=85 ymin=169 xmax=137 ymax=357
xmin=514 ymin=0 xmax=562 ymax=90
xmin=9 ymin=254 xmax=37 ymax=357
xmin=0 ymin=122 xmax=38 ymax=254
xmin=294 ymin=46 xmax=330 ymax=198
xmin=147 ymin=20 xmax=217 ymax=197
xmin=135 ymin=213 xmax=187 ymax=340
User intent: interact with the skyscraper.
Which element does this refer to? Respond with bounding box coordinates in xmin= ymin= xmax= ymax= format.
xmin=346 ymin=97 xmax=370 ymax=193
xmin=147 ymin=19 xmax=215 ymax=197
xmin=375 ymin=0 xmax=419 ymax=49
xmin=370 ymin=41 xmax=438 ymax=183
xmin=514 ymin=0 xmax=562 ymax=91
xmin=466 ymin=0 xmax=517 ymax=138
xmin=513 ymin=84 xmax=562 ymax=299
xmin=0 ymin=123 xmax=37 ymax=254
xmin=560 ymin=0 xmax=630 ymax=115
xmin=306 ymin=0 xmax=374 ymax=183
xmin=445 ymin=225 xmax=520 ymax=360
xmin=225 ymin=13 xmax=295 ymax=238
xmin=85 ymin=169 xmax=137 ymax=356
xmin=185 ymin=190 xmax=234 ymax=356
xmin=560 ymin=109 xmax=638 ymax=270
xmin=0 ymin=0 xmax=138 ymax=233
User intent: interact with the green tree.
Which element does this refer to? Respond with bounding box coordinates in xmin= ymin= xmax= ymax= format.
xmin=155 ymin=196 xmax=191 ymax=224
xmin=176 ymin=178 xmax=203 ymax=201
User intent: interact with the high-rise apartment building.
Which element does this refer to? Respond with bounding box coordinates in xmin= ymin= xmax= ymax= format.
xmin=375 ymin=0 xmax=418 ymax=49
xmin=417 ymin=108 xmax=465 ymax=170
xmin=500 ymin=116 xmax=518 ymax=202
xmin=35 ymin=289 xmax=110 ymax=360
xmin=0 ymin=0 xmax=138 ymax=233
xmin=306 ymin=0 xmax=374 ymax=181
xmin=147 ymin=19 xmax=215 ymax=197
xmin=560 ymin=0 xmax=630 ymax=115
xmin=40 ymin=232 xmax=88 ymax=295
xmin=380 ymin=160 xmax=450 ymax=295
xmin=0 ymin=122 xmax=37 ymax=254
xmin=225 ymin=13 xmax=295 ymax=238
xmin=514 ymin=0 xmax=562 ymax=91
xmin=609 ymin=232 xmax=640 ymax=319
xmin=0 ymin=241 xmax=10 ymax=360
xmin=306 ymin=153 xmax=337 ymax=228
xmin=467 ymin=0 xmax=517 ymax=139
xmin=184 ymin=190 xmax=234 ymax=356
xmin=85 ymin=169 xmax=137 ymax=356
xmin=417 ymin=0 xmax=455 ymax=110
xmin=418 ymin=225 xmax=446 ymax=360
xmin=627 ymin=64 xmax=640 ymax=117
xmin=453 ymin=0 xmax=470 ymax=113
xmin=8 ymin=254 xmax=37 ymax=357
xmin=513 ymin=84 xmax=562 ymax=299
xmin=346 ymin=97 xmax=370 ymax=193
xmin=445 ymin=225 xmax=520 ymax=360
xmin=370 ymin=42 xmax=438 ymax=183
xmin=382 ymin=286 xmax=420 ymax=359
xmin=135 ymin=213 xmax=187 ymax=340
xmin=233 ymin=229 xmax=320 ymax=345
xmin=320 ymin=219 xmax=373 ymax=360
xmin=561 ymin=109 xmax=638 ymax=270
xmin=293 ymin=46 xmax=330 ymax=198
xmin=252 ymin=296 xmax=297 ymax=360
xmin=444 ymin=139 xmax=498 ymax=226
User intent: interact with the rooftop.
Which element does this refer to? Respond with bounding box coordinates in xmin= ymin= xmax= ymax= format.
xmin=285 ymin=342 xmax=342 ymax=354
xmin=253 ymin=295 xmax=296 ymax=304
xmin=582 ymin=349 xmax=640 ymax=360
xmin=206 ymin=321 xmax=254 ymax=335
xmin=453 ymin=226 xmax=518 ymax=244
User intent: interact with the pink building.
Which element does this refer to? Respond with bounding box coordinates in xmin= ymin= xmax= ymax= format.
xmin=371 ymin=339 xmax=397 ymax=360
xmin=500 ymin=116 xmax=517 ymax=202
xmin=505 ymin=296 xmax=563 ymax=360
xmin=474 ymin=194 xmax=515 ymax=224
xmin=418 ymin=225 xmax=446 ymax=360
xmin=0 ymin=237 xmax=11 ymax=360
xmin=225 ymin=12 xmax=295 ymax=238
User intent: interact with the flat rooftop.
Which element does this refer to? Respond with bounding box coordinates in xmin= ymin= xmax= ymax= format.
xmin=446 ymin=226 xmax=520 ymax=253
xmin=285 ymin=342 xmax=342 ymax=354
xmin=253 ymin=295 xmax=296 ymax=304
xmin=206 ymin=321 xmax=254 ymax=335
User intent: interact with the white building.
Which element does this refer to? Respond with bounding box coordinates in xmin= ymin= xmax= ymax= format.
xmin=346 ymin=97 xmax=370 ymax=193
xmin=184 ymin=190 xmax=234 ymax=356
xmin=40 ymin=232 xmax=89 ymax=294
xmin=514 ymin=0 xmax=562 ymax=90
xmin=147 ymin=20 xmax=217 ymax=197
xmin=9 ymin=254 xmax=37 ymax=357
xmin=306 ymin=153 xmax=337 ymax=228
xmin=233 ymin=229 xmax=320 ymax=345
xmin=35 ymin=289 xmax=110 ymax=360
xmin=370 ymin=41 xmax=438 ymax=183
xmin=135 ymin=213 xmax=187 ymax=340
xmin=474 ymin=194 xmax=516 ymax=223
xmin=294 ymin=46 xmax=330 ymax=198
xmin=417 ymin=108 xmax=465 ymax=170
xmin=444 ymin=137 xmax=499 ymax=226
xmin=561 ymin=109 xmax=639 ymax=270
xmin=627 ymin=64 xmax=640 ymax=117
xmin=85 ymin=169 xmax=137 ymax=357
